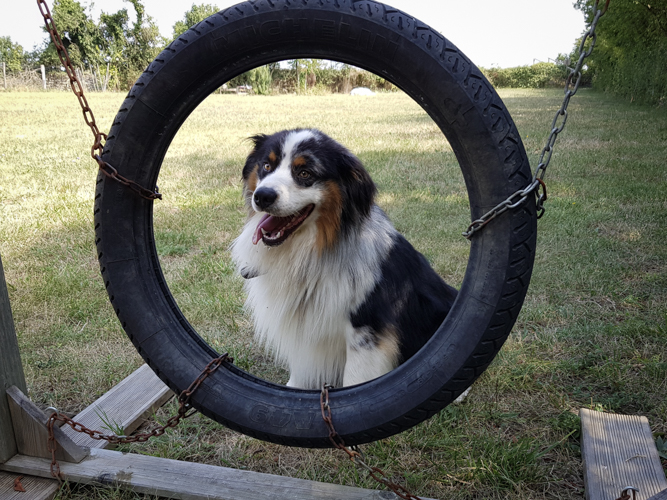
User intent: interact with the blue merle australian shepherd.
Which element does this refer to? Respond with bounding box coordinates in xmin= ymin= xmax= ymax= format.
xmin=231 ymin=129 xmax=457 ymax=390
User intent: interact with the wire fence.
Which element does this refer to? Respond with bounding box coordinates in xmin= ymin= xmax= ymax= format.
xmin=1 ymin=62 xmax=101 ymax=92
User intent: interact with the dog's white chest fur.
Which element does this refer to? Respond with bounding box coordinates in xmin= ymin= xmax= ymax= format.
xmin=231 ymin=206 xmax=396 ymax=389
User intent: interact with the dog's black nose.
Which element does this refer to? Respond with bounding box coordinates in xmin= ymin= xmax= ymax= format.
xmin=253 ymin=187 xmax=278 ymax=210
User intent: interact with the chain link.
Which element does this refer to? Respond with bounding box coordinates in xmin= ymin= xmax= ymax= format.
xmin=320 ymin=385 xmax=423 ymax=500
xmin=46 ymin=354 xmax=232 ymax=481
xmin=13 ymin=476 xmax=26 ymax=492
xmin=36 ymin=0 xmax=161 ymax=201
xmin=616 ymin=486 xmax=639 ymax=500
xmin=463 ymin=0 xmax=610 ymax=239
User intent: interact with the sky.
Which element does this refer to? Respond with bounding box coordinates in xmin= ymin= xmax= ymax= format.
xmin=2 ymin=0 xmax=586 ymax=68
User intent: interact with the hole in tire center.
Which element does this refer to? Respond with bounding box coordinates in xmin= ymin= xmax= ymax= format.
xmin=152 ymin=59 xmax=470 ymax=387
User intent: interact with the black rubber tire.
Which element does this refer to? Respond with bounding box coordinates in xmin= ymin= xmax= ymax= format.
xmin=95 ymin=0 xmax=536 ymax=448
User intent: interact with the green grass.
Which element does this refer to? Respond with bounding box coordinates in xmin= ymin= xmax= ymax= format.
xmin=0 ymin=88 xmax=665 ymax=500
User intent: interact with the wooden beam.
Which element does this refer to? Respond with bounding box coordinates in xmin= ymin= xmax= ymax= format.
xmin=0 ymin=448 xmax=437 ymax=500
xmin=0 ymin=471 xmax=59 ymax=500
xmin=6 ymin=386 xmax=88 ymax=464
xmin=0 ymin=253 xmax=28 ymax=463
xmin=581 ymin=408 xmax=667 ymax=500
xmin=61 ymin=364 xmax=173 ymax=449
xmin=648 ymin=490 xmax=667 ymax=500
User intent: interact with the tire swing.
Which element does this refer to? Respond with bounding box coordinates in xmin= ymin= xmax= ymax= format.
xmin=95 ymin=0 xmax=536 ymax=448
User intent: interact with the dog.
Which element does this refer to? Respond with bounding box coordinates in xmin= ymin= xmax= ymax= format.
xmin=231 ymin=128 xmax=457 ymax=390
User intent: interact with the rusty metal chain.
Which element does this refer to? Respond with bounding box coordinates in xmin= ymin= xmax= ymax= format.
xmin=13 ymin=476 xmax=26 ymax=492
xmin=46 ymin=354 xmax=232 ymax=481
xmin=36 ymin=0 xmax=161 ymax=201
xmin=616 ymin=487 xmax=639 ymax=500
xmin=463 ymin=0 xmax=610 ymax=239
xmin=320 ymin=384 xmax=423 ymax=500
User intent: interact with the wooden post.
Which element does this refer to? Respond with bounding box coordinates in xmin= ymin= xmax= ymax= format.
xmin=0 ymin=253 xmax=27 ymax=463
xmin=2 ymin=62 xmax=6 ymax=90
xmin=40 ymin=65 xmax=46 ymax=91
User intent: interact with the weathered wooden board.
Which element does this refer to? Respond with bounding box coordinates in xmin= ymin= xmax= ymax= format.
xmin=648 ymin=489 xmax=667 ymax=500
xmin=0 ymin=470 xmax=59 ymax=500
xmin=6 ymin=386 xmax=88 ymax=463
xmin=0 ymin=448 xmax=435 ymax=500
xmin=61 ymin=364 xmax=173 ymax=449
xmin=0 ymin=253 xmax=28 ymax=463
xmin=581 ymin=408 xmax=667 ymax=500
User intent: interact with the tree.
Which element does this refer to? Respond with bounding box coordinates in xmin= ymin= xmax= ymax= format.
xmin=39 ymin=0 xmax=101 ymax=70
xmin=574 ymin=0 xmax=667 ymax=103
xmin=122 ymin=0 xmax=165 ymax=85
xmin=98 ymin=9 xmax=131 ymax=90
xmin=173 ymin=4 xmax=219 ymax=39
xmin=36 ymin=0 xmax=165 ymax=89
xmin=575 ymin=0 xmax=667 ymax=48
xmin=0 ymin=37 xmax=28 ymax=73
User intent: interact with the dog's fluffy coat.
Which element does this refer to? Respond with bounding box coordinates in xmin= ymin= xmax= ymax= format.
xmin=231 ymin=129 xmax=457 ymax=389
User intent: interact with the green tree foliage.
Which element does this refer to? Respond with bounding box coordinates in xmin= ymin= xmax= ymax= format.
xmin=39 ymin=0 xmax=101 ymax=69
xmin=0 ymin=37 xmax=28 ymax=73
xmin=574 ymin=0 xmax=667 ymax=104
xmin=173 ymin=4 xmax=219 ymax=38
xmin=39 ymin=0 xmax=165 ymax=90
xmin=120 ymin=0 xmax=165 ymax=86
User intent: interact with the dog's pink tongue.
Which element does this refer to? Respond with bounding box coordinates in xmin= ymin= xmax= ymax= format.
xmin=253 ymin=214 xmax=285 ymax=245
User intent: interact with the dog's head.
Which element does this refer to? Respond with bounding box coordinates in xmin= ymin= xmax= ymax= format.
xmin=242 ymin=129 xmax=376 ymax=251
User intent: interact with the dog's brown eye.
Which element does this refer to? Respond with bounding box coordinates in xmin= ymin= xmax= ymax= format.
xmin=263 ymin=163 xmax=272 ymax=172
xmin=298 ymin=170 xmax=310 ymax=179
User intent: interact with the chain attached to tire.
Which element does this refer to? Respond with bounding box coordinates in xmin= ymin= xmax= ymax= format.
xmin=463 ymin=0 xmax=610 ymax=239
xmin=320 ymin=385 xmax=423 ymax=500
xmin=46 ymin=354 xmax=231 ymax=481
xmin=615 ymin=487 xmax=639 ymax=500
xmin=36 ymin=0 xmax=161 ymax=201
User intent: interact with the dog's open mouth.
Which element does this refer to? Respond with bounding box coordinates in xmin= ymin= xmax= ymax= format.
xmin=252 ymin=204 xmax=315 ymax=246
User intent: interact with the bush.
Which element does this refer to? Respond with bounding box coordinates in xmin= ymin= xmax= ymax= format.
xmin=589 ymin=41 xmax=667 ymax=105
xmin=573 ymin=0 xmax=667 ymax=105
xmin=482 ymin=62 xmax=569 ymax=89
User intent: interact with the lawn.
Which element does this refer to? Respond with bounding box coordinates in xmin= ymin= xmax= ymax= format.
xmin=0 ymin=88 xmax=665 ymax=500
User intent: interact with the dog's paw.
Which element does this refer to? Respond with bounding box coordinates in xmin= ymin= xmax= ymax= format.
xmin=453 ymin=387 xmax=471 ymax=404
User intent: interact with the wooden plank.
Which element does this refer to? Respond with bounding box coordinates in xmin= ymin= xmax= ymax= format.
xmin=6 ymin=386 xmax=88 ymax=464
xmin=0 ymin=449 xmax=437 ymax=500
xmin=0 ymin=471 xmax=59 ymax=500
xmin=648 ymin=489 xmax=667 ymax=500
xmin=0 ymin=253 xmax=28 ymax=463
xmin=61 ymin=364 xmax=173 ymax=449
xmin=581 ymin=408 xmax=667 ymax=500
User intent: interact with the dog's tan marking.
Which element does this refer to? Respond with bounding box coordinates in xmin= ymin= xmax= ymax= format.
xmin=293 ymin=155 xmax=307 ymax=168
xmin=377 ymin=326 xmax=400 ymax=367
xmin=268 ymin=151 xmax=277 ymax=163
xmin=245 ymin=164 xmax=259 ymax=216
xmin=315 ymin=181 xmax=343 ymax=253
xmin=247 ymin=164 xmax=259 ymax=192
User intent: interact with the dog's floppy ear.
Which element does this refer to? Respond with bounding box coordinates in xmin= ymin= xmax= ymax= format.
xmin=339 ymin=151 xmax=376 ymax=225
xmin=248 ymin=133 xmax=269 ymax=150
xmin=242 ymin=134 xmax=269 ymax=180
